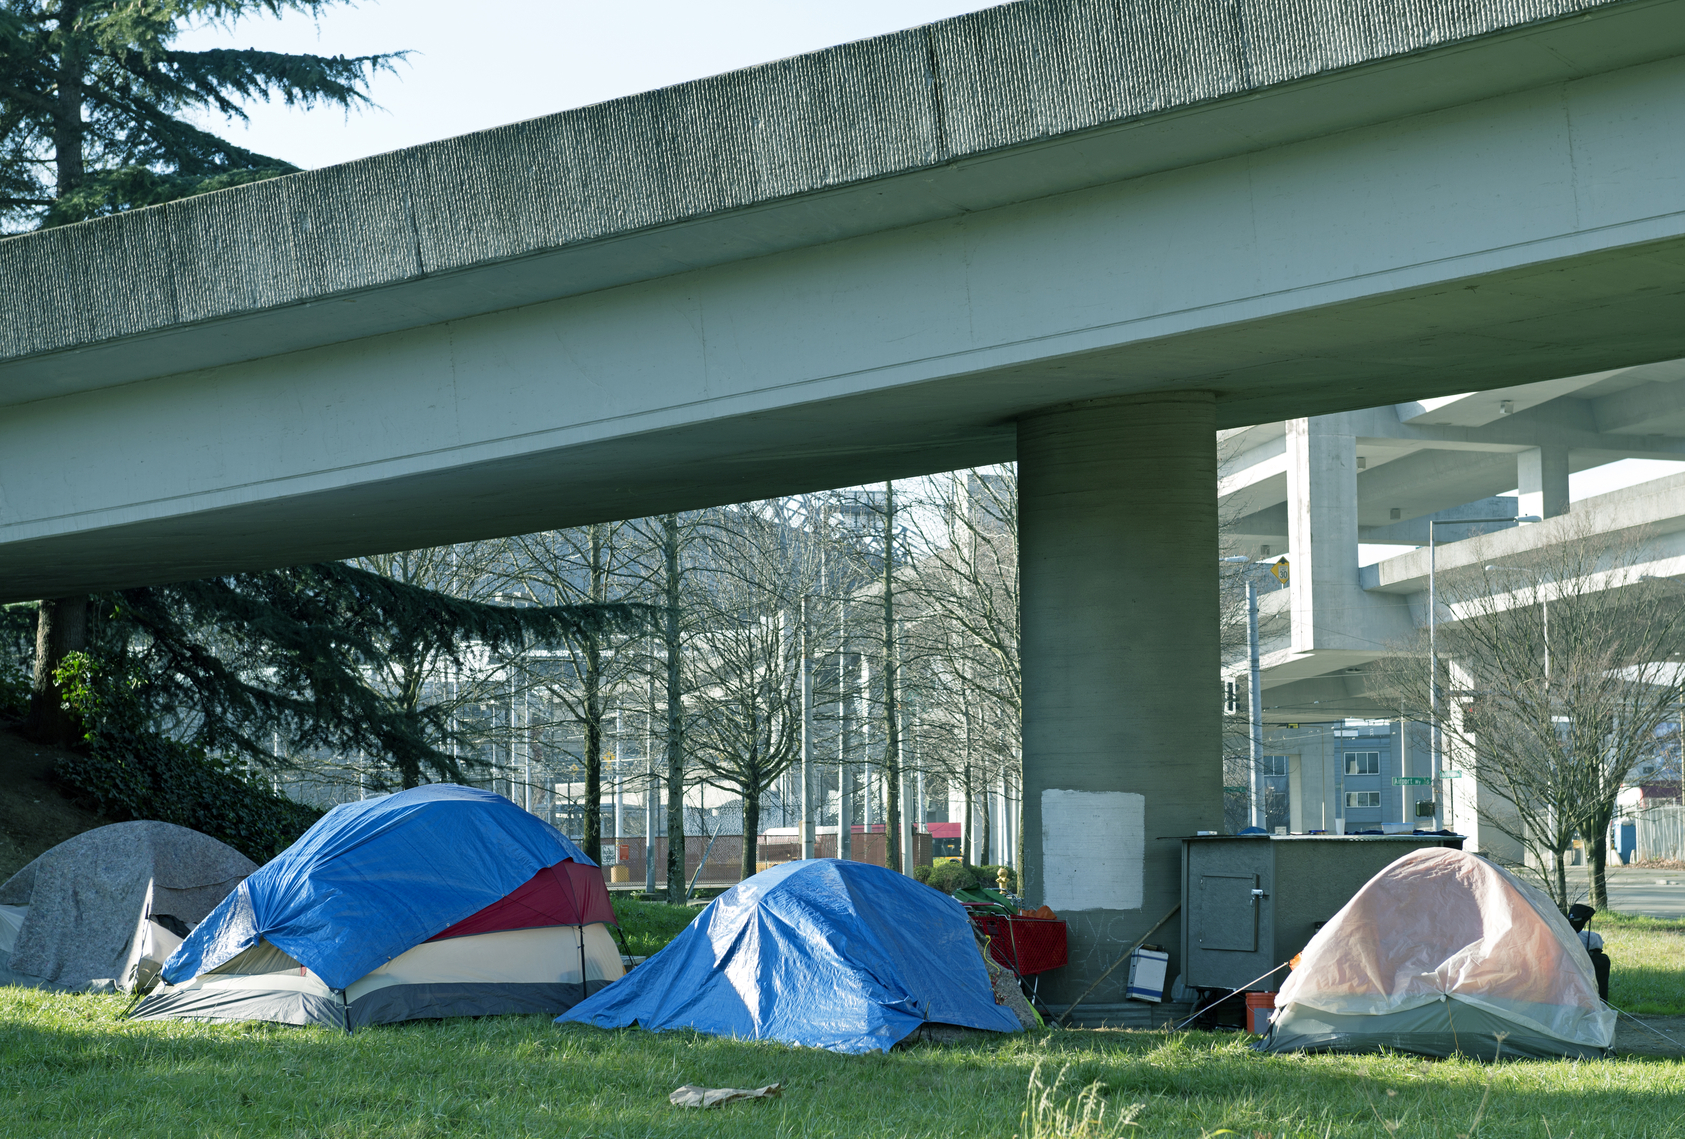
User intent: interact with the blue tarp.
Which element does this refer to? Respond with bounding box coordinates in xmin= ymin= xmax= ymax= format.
xmin=161 ymin=785 xmax=594 ymax=991
xmin=557 ymin=858 xmax=1022 ymax=1053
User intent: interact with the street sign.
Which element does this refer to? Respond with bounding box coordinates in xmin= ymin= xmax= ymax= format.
xmin=1442 ymin=770 xmax=1464 ymax=779
xmin=1222 ymin=785 xmax=1249 ymax=793
xmin=1393 ymin=776 xmax=1432 ymax=786
xmin=1270 ymin=558 xmax=1291 ymax=585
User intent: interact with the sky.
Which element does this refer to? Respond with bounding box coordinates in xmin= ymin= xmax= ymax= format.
xmin=174 ymin=0 xmax=1001 ymax=170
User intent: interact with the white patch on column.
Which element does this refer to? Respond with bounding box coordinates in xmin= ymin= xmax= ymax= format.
xmin=1041 ymin=790 xmax=1144 ymax=911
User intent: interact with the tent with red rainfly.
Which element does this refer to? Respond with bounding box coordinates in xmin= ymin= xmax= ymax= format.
xmin=131 ymin=785 xmax=621 ymax=1029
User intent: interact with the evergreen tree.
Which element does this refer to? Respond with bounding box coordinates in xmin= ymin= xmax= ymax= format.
xmin=1 ymin=0 xmax=398 ymax=229
xmin=81 ymin=562 xmax=650 ymax=785
xmin=1 ymin=0 xmax=400 ymax=741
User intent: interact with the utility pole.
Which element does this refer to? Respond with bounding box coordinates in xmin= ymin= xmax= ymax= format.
xmin=883 ymin=481 xmax=902 ymax=872
xmin=1247 ymin=578 xmax=1264 ymax=830
xmin=861 ymin=657 xmax=872 ymax=833
xmin=800 ymin=595 xmax=814 ymax=859
xmin=613 ymin=705 xmax=623 ymax=854
xmin=1220 ymin=556 xmax=1267 ymax=830
xmin=837 ymin=590 xmax=851 ymax=862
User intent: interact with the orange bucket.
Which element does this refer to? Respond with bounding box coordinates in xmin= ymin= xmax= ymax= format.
xmin=1245 ymin=991 xmax=1277 ymax=1034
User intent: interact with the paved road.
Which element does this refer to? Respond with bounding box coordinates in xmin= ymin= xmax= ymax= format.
xmin=1565 ymin=866 xmax=1685 ymax=919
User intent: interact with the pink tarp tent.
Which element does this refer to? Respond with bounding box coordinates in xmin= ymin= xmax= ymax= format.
xmin=1258 ymin=848 xmax=1613 ymax=1060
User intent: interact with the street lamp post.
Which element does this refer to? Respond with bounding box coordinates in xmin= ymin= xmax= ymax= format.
xmin=1222 ymin=556 xmax=1267 ymax=830
xmin=1428 ymin=515 xmax=1539 ymax=831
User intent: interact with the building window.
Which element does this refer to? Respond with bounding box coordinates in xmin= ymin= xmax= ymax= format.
xmin=1345 ymin=751 xmax=1380 ymax=775
xmin=1346 ymin=791 xmax=1381 ymax=809
xmin=1260 ymin=755 xmax=1289 ymax=777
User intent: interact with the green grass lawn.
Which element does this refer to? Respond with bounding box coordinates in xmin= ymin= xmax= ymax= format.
xmin=1 ymin=988 xmax=1681 ymax=1139
xmin=609 ymin=897 xmax=700 ymax=958
xmin=1 ymin=901 xmax=1678 ymax=1138
xmin=1594 ymin=913 xmax=1685 ymax=1017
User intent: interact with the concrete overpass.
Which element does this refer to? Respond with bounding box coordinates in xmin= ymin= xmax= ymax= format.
xmin=1220 ymin=369 xmax=1685 ymax=854
xmin=8 ymin=0 xmax=1685 ymax=1000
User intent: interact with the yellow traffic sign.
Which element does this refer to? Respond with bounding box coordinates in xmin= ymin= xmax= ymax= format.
xmin=1270 ymin=558 xmax=1290 ymax=585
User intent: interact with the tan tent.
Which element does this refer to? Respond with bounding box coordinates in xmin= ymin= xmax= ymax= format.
xmin=1259 ymin=848 xmax=1614 ymax=1059
xmin=0 ymin=822 xmax=255 ymax=993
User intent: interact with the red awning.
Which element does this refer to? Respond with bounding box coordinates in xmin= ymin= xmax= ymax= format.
xmin=427 ymin=859 xmax=615 ymax=940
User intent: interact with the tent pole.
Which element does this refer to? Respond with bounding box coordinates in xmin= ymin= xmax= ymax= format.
xmin=578 ymin=924 xmax=587 ymax=1000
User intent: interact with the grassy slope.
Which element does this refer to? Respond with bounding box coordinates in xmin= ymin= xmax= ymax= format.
xmin=0 ymin=724 xmax=112 ymax=882
xmin=1 ymin=990 xmax=1681 ymax=1139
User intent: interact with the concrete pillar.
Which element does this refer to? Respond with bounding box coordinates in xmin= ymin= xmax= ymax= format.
xmin=1446 ymin=663 xmax=1525 ymax=861
xmin=1517 ymin=446 xmax=1569 ymax=520
xmin=1019 ymin=392 xmax=1221 ymax=1004
xmin=1285 ymin=417 xmax=1360 ymax=653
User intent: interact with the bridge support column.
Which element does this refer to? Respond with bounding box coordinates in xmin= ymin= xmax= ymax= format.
xmin=1517 ymin=446 xmax=1570 ymax=520
xmin=1019 ymin=392 xmax=1222 ymax=1007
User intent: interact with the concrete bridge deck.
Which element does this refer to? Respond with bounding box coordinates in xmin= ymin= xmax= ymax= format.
xmin=7 ymin=0 xmax=1685 ymax=596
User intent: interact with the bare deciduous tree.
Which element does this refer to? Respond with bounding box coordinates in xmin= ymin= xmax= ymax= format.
xmin=1376 ymin=515 xmax=1685 ymax=909
xmin=901 ymin=468 xmax=1021 ymax=865
xmin=687 ymin=503 xmax=827 ymax=879
xmin=503 ymin=523 xmax=647 ymax=860
xmin=349 ymin=541 xmax=514 ymax=789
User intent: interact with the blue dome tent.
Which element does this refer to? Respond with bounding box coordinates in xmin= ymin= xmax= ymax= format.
xmin=558 ymin=858 xmax=1022 ymax=1053
xmin=132 ymin=785 xmax=620 ymax=1029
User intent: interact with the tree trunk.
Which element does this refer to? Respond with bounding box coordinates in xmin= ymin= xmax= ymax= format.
xmin=741 ymin=768 xmax=761 ymax=882
xmin=583 ymin=523 xmax=605 ymax=863
xmin=663 ymin=515 xmax=688 ymax=904
xmin=28 ymin=13 xmax=91 ymax=750
xmin=1587 ymin=808 xmax=1613 ymax=912
xmin=25 ymin=597 xmax=89 ymax=747
xmin=1589 ymin=833 xmax=1609 ymax=911
xmin=882 ymin=481 xmax=902 ymax=872
xmin=398 ymin=663 xmax=423 ymax=789
xmin=53 ymin=4 xmax=86 ymax=198
xmin=1554 ymin=849 xmax=1568 ymax=911
xmin=961 ymin=712 xmax=973 ymax=864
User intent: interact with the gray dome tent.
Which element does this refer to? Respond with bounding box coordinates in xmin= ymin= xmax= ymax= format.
xmin=1257 ymin=848 xmax=1614 ymax=1060
xmin=0 ymin=822 xmax=256 ymax=993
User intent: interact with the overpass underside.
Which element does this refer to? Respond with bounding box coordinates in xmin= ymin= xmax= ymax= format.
xmin=7 ymin=0 xmax=1685 ymax=1003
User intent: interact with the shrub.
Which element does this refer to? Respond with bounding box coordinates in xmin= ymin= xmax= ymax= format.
xmin=925 ymin=860 xmax=980 ymax=894
xmin=53 ymin=652 xmax=321 ymax=863
xmin=912 ymin=864 xmax=933 ymax=884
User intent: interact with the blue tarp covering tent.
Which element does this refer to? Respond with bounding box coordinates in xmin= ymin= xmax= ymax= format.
xmin=557 ymin=858 xmax=1023 ymax=1053
xmin=131 ymin=785 xmax=623 ymax=1030
xmin=160 ymin=784 xmax=597 ymax=991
